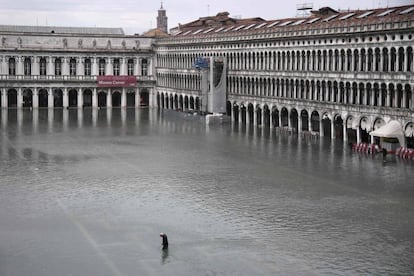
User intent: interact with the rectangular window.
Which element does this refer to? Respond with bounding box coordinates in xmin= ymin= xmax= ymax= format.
xmin=127 ymin=59 xmax=134 ymax=76
xmin=70 ymin=59 xmax=77 ymax=76
xmin=55 ymin=59 xmax=62 ymax=76
xmin=40 ymin=58 xmax=46 ymax=75
xmin=113 ymin=59 xmax=120 ymax=76
xmin=99 ymin=60 xmax=105 ymax=76
xmin=9 ymin=58 xmax=16 ymax=75
xmin=141 ymin=59 xmax=148 ymax=76
xmin=24 ymin=58 xmax=31 ymax=76
xmin=84 ymin=59 xmax=91 ymax=76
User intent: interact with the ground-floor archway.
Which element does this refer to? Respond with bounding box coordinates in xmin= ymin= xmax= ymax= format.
xmin=69 ymin=89 xmax=78 ymax=107
xmin=83 ymin=89 xmax=92 ymax=107
xmin=38 ymin=89 xmax=48 ymax=108
xmin=98 ymin=91 xmax=107 ymax=107
xmin=140 ymin=89 xmax=149 ymax=107
xmin=112 ymin=91 xmax=121 ymax=107
xmin=22 ymin=89 xmax=33 ymax=108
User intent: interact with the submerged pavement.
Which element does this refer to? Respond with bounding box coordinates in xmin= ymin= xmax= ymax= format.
xmin=0 ymin=108 xmax=413 ymax=275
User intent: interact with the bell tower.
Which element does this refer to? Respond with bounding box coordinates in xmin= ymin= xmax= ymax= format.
xmin=157 ymin=3 xmax=168 ymax=33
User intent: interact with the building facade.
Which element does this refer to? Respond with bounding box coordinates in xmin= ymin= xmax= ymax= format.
xmin=0 ymin=26 xmax=156 ymax=109
xmin=1 ymin=5 xmax=413 ymax=147
xmin=155 ymin=6 xmax=414 ymax=147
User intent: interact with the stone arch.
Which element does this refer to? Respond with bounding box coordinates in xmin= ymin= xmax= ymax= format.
xmin=321 ymin=112 xmax=332 ymax=138
xmin=83 ymin=89 xmax=93 ymax=107
xmin=263 ymin=104 xmax=270 ymax=128
xmin=22 ymin=88 xmax=33 ymax=108
xmin=140 ymin=89 xmax=149 ymax=107
xmin=310 ymin=110 xmax=320 ymax=132
xmin=233 ymin=102 xmax=239 ymax=123
xmin=98 ymin=91 xmax=107 ymax=107
xmin=54 ymin=89 xmax=63 ymax=108
xmin=271 ymin=106 xmax=279 ymax=128
xmin=69 ymin=89 xmax=78 ymax=107
xmin=112 ymin=90 xmax=122 ymax=107
xmin=240 ymin=103 xmax=247 ymax=124
xmin=359 ymin=116 xmax=371 ymax=143
xmin=281 ymin=107 xmax=289 ymax=127
xmin=300 ymin=109 xmax=309 ymax=131
xmin=334 ymin=113 xmax=344 ymax=139
xmin=346 ymin=115 xmax=357 ymax=143
xmin=38 ymin=89 xmax=48 ymax=108
xmin=256 ymin=104 xmax=262 ymax=125
xmin=247 ymin=103 xmax=254 ymax=124
xmin=405 ymin=122 xmax=414 ymax=148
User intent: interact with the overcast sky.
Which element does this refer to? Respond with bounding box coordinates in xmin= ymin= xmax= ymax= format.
xmin=0 ymin=0 xmax=412 ymax=34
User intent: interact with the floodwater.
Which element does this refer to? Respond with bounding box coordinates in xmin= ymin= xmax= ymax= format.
xmin=0 ymin=108 xmax=413 ymax=276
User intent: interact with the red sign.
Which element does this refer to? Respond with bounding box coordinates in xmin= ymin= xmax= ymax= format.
xmin=97 ymin=76 xmax=137 ymax=87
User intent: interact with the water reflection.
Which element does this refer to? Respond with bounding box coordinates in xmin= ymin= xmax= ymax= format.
xmin=0 ymin=108 xmax=413 ymax=275
xmin=161 ymin=249 xmax=169 ymax=265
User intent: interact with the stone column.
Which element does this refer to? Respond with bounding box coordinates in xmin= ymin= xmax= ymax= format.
xmin=298 ymin=115 xmax=302 ymax=135
xmin=331 ymin=118 xmax=335 ymax=139
xmin=278 ymin=112 xmax=282 ymax=128
xmin=47 ymin=57 xmax=54 ymax=76
xmin=17 ymin=57 xmax=24 ymax=75
xmin=319 ymin=119 xmax=324 ymax=137
xmin=92 ymin=57 xmax=98 ymax=76
xmin=32 ymin=57 xmax=39 ymax=76
xmin=17 ymin=88 xmax=23 ymax=108
xmin=343 ymin=123 xmax=348 ymax=142
xmin=356 ymin=127 xmax=361 ymax=144
xmin=77 ymin=89 xmax=83 ymax=108
xmin=0 ymin=88 xmax=5 ymax=108
xmin=106 ymin=58 xmax=112 ymax=76
xmin=33 ymin=88 xmax=39 ymax=108
xmin=62 ymin=57 xmax=69 ymax=76
xmin=135 ymin=58 xmax=140 ymax=76
xmin=135 ymin=88 xmax=140 ymax=108
xmin=308 ymin=115 xmax=312 ymax=132
xmin=77 ymin=57 xmax=84 ymax=76
xmin=48 ymin=88 xmax=54 ymax=108
xmin=63 ymin=87 xmax=68 ymax=108
xmin=403 ymin=46 xmax=408 ymax=72
xmin=92 ymin=88 xmax=98 ymax=108
xmin=107 ymin=89 xmax=112 ymax=108
xmin=120 ymin=58 xmax=127 ymax=76
xmin=121 ymin=88 xmax=126 ymax=107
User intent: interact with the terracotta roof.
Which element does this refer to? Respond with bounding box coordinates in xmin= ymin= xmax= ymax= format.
xmin=169 ymin=5 xmax=414 ymax=38
xmin=142 ymin=28 xmax=169 ymax=38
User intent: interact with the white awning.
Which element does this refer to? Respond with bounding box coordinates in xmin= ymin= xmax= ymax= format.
xmin=369 ymin=120 xmax=405 ymax=147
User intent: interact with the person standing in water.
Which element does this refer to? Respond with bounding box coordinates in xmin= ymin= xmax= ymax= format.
xmin=160 ymin=233 xmax=168 ymax=249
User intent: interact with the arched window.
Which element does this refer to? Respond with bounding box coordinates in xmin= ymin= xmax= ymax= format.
xmin=24 ymin=57 xmax=31 ymax=76
xmin=69 ymin=58 xmax=77 ymax=76
xmin=127 ymin=59 xmax=134 ymax=75
xmin=367 ymin=49 xmax=373 ymax=71
xmin=84 ymin=58 xmax=91 ymax=76
xmin=382 ymin=48 xmax=389 ymax=72
xmin=398 ymin=47 xmax=404 ymax=72
xmin=390 ymin=48 xmax=396 ymax=72
xmin=141 ymin=59 xmax=148 ymax=76
xmin=8 ymin=57 xmax=16 ymax=75
xmin=40 ymin=57 xmax=47 ymax=75
xmin=408 ymin=47 xmax=413 ymax=72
